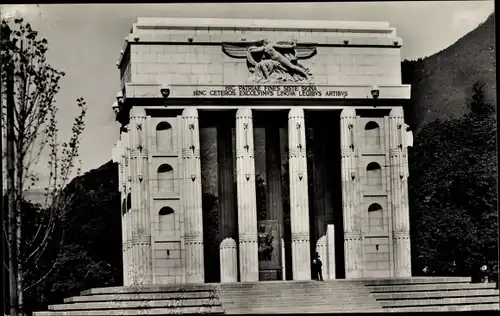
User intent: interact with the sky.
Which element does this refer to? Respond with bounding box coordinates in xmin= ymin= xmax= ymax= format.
xmin=0 ymin=1 xmax=495 ymax=186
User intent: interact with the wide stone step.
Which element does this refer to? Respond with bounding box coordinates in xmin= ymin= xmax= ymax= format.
xmin=374 ymin=288 xmax=499 ymax=300
xmin=33 ymin=306 xmax=225 ymax=316
xmin=222 ymin=300 xmax=381 ymax=307
xmin=367 ymin=282 xmax=497 ymax=293
xmin=386 ymin=303 xmax=499 ymax=312
xmin=362 ymin=277 xmax=471 ymax=286
xmin=64 ymin=291 xmax=214 ymax=303
xmin=220 ymin=295 xmax=372 ymax=302
xmin=228 ymin=305 xmax=384 ymax=314
xmin=49 ymin=298 xmax=221 ymax=311
xmin=379 ymin=295 xmax=499 ymax=308
xmin=219 ymin=284 xmax=346 ymax=290
xmin=218 ymin=288 xmax=368 ymax=296
xmin=221 ymin=297 xmax=378 ymax=306
xmin=81 ymin=284 xmax=216 ymax=295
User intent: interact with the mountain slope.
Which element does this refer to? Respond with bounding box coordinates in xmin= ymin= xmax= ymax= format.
xmin=402 ymin=12 xmax=496 ymax=131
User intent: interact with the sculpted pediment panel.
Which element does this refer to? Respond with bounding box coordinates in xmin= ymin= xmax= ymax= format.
xmin=222 ymin=39 xmax=317 ymax=84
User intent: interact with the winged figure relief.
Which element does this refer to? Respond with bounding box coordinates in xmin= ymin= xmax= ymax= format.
xmin=222 ymin=39 xmax=317 ymax=83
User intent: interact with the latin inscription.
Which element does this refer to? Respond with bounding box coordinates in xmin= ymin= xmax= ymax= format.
xmin=192 ymin=85 xmax=349 ymax=98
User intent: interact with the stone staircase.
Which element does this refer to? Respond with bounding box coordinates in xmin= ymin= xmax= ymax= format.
xmin=32 ymin=284 xmax=225 ymax=316
xmin=32 ymin=277 xmax=499 ymax=315
xmin=362 ymin=277 xmax=500 ymax=312
xmin=217 ymin=280 xmax=383 ymax=314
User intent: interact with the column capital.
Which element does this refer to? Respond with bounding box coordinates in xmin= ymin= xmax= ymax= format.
xmin=185 ymin=235 xmax=204 ymax=243
xmin=239 ymin=234 xmax=257 ymax=242
xmin=182 ymin=107 xmax=198 ymax=118
xmin=393 ymin=231 xmax=410 ymax=237
xmin=340 ymin=107 xmax=356 ymax=118
xmin=288 ymin=107 xmax=304 ymax=119
xmin=236 ymin=107 xmax=252 ymax=118
xmin=389 ymin=107 xmax=404 ymax=119
xmin=344 ymin=232 xmax=362 ymax=239
xmin=291 ymin=232 xmax=310 ymax=240
xmin=130 ymin=106 xmax=146 ymax=118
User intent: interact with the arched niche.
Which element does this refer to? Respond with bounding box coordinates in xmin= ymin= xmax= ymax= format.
xmin=368 ymin=203 xmax=384 ymax=233
xmin=156 ymin=122 xmax=173 ymax=151
xmin=158 ymin=206 xmax=175 ymax=232
xmin=157 ymin=164 xmax=174 ymax=192
xmin=366 ymin=162 xmax=383 ymax=191
xmin=364 ymin=121 xmax=381 ymax=148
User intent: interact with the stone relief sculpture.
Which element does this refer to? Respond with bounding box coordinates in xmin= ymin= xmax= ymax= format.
xmin=222 ymin=39 xmax=317 ymax=83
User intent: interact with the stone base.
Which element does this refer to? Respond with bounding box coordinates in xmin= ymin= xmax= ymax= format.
xmin=33 ymin=277 xmax=498 ymax=315
xmin=33 ymin=284 xmax=224 ymax=316
xmin=259 ymin=269 xmax=282 ymax=281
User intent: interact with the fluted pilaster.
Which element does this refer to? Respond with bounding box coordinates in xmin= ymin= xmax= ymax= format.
xmin=340 ymin=108 xmax=363 ymax=279
xmin=288 ymin=108 xmax=311 ymax=280
xmin=114 ymin=138 xmax=130 ymax=285
xmin=236 ymin=108 xmax=259 ymax=282
xmin=122 ymin=132 xmax=133 ymax=286
xmin=389 ymin=107 xmax=412 ymax=277
xmin=129 ymin=107 xmax=153 ymax=284
xmin=182 ymin=108 xmax=205 ymax=283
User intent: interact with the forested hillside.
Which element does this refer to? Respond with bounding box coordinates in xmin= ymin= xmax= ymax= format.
xmin=402 ymin=12 xmax=495 ymax=131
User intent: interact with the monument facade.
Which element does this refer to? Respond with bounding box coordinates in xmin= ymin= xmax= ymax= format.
xmin=111 ymin=17 xmax=413 ymax=286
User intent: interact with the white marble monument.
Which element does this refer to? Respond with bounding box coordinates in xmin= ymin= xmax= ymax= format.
xmin=112 ymin=17 xmax=413 ymax=285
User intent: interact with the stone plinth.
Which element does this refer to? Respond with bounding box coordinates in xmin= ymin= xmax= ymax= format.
xmin=235 ymin=108 xmax=259 ymax=282
xmin=288 ymin=108 xmax=311 ymax=280
xmin=281 ymin=237 xmax=286 ymax=280
xmin=220 ymin=238 xmax=238 ymax=283
xmin=181 ymin=108 xmax=205 ymax=283
xmin=326 ymin=224 xmax=336 ymax=280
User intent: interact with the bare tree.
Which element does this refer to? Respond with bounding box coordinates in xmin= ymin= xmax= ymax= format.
xmin=1 ymin=17 xmax=87 ymax=316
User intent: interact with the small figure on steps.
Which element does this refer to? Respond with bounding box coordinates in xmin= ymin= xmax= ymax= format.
xmin=312 ymin=252 xmax=324 ymax=281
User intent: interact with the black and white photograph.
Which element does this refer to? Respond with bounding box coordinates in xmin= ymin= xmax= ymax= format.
xmin=1 ymin=1 xmax=498 ymax=315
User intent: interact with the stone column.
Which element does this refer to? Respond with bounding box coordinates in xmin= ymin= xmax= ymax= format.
xmin=123 ymin=132 xmax=133 ymax=286
xmin=235 ymin=108 xmax=259 ymax=282
xmin=113 ymin=139 xmax=128 ymax=285
xmin=129 ymin=107 xmax=153 ymax=284
xmin=389 ymin=107 xmax=412 ymax=277
xmin=340 ymin=108 xmax=363 ymax=279
xmin=288 ymin=108 xmax=311 ymax=280
xmin=182 ymin=108 xmax=205 ymax=283
xmin=217 ymin=126 xmax=237 ymax=240
xmin=120 ymin=150 xmax=129 ymax=285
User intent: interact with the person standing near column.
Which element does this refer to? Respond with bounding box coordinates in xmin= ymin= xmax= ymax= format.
xmin=313 ymin=252 xmax=324 ymax=281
